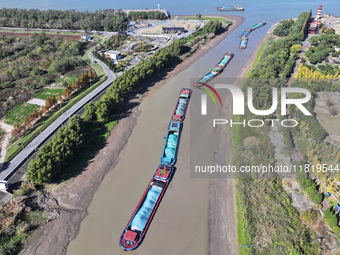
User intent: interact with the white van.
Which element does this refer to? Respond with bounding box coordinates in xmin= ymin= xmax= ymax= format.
xmin=0 ymin=181 xmax=8 ymax=190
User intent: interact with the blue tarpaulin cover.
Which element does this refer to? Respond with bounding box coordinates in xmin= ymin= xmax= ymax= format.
xmin=199 ymin=71 xmax=216 ymax=83
xmin=240 ymin=40 xmax=247 ymax=48
xmin=336 ymin=204 xmax=340 ymax=212
xmin=217 ymin=55 xmax=231 ymax=66
xmin=175 ymin=98 xmax=187 ymax=116
xmin=165 ymin=133 xmax=178 ymax=160
xmin=241 ymin=30 xmax=250 ymax=37
xmin=251 ymin=23 xmax=262 ymax=29
xmin=131 ymin=186 xmax=162 ymax=231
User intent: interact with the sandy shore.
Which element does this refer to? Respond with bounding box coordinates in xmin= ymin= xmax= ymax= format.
xmin=22 ymin=15 xmax=245 ymax=255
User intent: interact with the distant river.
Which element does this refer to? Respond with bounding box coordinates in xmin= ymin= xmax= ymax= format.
xmin=0 ymin=0 xmax=339 ymax=21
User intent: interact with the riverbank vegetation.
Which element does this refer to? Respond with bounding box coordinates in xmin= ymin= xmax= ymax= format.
xmin=0 ymin=19 xmax=231 ymax=254
xmin=273 ymin=11 xmax=311 ymax=38
xmin=128 ymin=11 xmax=166 ymax=20
xmin=234 ymin=11 xmax=330 ymax=254
xmin=26 ymin=116 xmax=85 ymax=184
xmin=84 ymin=20 xmax=227 ymax=121
xmin=0 ymin=8 xmax=128 ymax=31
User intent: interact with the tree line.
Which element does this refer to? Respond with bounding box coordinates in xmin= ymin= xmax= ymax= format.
xmin=245 ymin=37 xmax=301 ymax=113
xmin=128 ymin=11 xmax=167 ymax=21
xmin=26 ymin=116 xmax=85 ymax=184
xmin=0 ymin=8 xmax=128 ymax=31
xmin=23 ymin=21 xmax=220 ymax=185
xmin=305 ymin=32 xmax=340 ymax=64
xmin=83 ymin=40 xmax=186 ymax=122
xmin=273 ymin=11 xmax=310 ymax=38
xmin=11 ymin=71 xmax=96 ymax=139
xmin=202 ymin=20 xmax=224 ymax=34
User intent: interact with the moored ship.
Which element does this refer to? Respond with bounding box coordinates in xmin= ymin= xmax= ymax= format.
xmin=217 ymin=6 xmax=245 ymax=11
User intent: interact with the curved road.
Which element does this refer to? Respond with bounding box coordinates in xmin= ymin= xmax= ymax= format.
xmin=0 ymin=51 xmax=115 ymax=181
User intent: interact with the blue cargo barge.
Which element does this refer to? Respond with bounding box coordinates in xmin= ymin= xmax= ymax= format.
xmin=161 ymin=121 xmax=182 ymax=166
xmin=172 ymin=88 xmax=192 ymax=122
xmin=239 ymin=37 xmax=248 ymax=49
xmin=119 ymin=165 xmax=174 ymax=250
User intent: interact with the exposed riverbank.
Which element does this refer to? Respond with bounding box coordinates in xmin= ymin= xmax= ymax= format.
xmin=22 ymin=15 xmax=245 ymax=255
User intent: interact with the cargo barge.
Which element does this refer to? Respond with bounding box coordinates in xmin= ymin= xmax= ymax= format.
xmin=172 ymin=88 xmax=192 ymax=122
xmin=250 ymin=21 xmax=266 ymax=30
xmin=161 ymin=121 xmax=182 ymax=166
xmin=240 ymin=28 xmax=252 ymax=38
xmin=194 ymin=53 xmax=234 ymax=87
xmin=216 ymin=53 xmax=234 ymax=69
xmin=119 ymin=165 xmax=174 ymax=251
xmin=217 ymin=6 xmax=245 ymax=11
xmin=239 ymin=37 xmax=248 ymax=49
xmin=239 ymin=22 xmax=266 ymax=50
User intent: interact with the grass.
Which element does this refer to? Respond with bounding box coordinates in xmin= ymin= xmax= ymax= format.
xmin=5 ymin=75 xmax=107 ymax=162
xmin=325 ymin=196 xmax=337 ymax=209
xmin=5 ymin=103 xmax=41 ymax=125
xmin=54 ymin=75 xmax=77 ymax=84
xmin=177 ymin=16 xmax=231 ymax=22
xmin=245 ymin=38 xmax=268 ymax=78
xmin=103 ymin=120 xmax=118 ymax=138
xmin=83 ymin=48 xmax=106 ymax=77
xmin=91 ymin=34 xmax=107 ymax=43
xmin=296 ymin=139 xmax=309 ymax=158
xmin=0 ymin=129 xmax=5 ymax=153
xmin=0 ymin=128 xmax=5 ymax=140
xmin=34 ymin=88 xmax=64 ymax=100
xmin=236 ymin=191 xmax=250 ymax=255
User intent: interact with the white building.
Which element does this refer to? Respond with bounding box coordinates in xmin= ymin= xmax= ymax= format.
xmin=81 ymin=34 xmax=90 ymax=41
xmin=104 ymin=50 xmax=122 ymax=61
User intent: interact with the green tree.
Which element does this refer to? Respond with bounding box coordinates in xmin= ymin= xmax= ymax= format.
xmin=26 ymin=116 xmax=85 ymax=184
xmin=83 ymin=102 xmax=97 ymax=121
xmin=95 ymin=101 xmax=109 ymax=122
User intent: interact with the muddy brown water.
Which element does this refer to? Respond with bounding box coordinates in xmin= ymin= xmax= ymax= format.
xmin=67 ymin=18 xmax=267 ymax=255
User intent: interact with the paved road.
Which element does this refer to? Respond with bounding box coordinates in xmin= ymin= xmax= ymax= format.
xmin=0 ymin=51 xmax=115 ymax=181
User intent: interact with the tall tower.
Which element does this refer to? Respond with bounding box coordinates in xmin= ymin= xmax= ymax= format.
xmin=158 ymin=4 xmax=160 ymax=10
xmin=316 ymin=5 xmax=322 ymax=20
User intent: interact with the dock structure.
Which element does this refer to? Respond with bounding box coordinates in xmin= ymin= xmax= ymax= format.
xmin=121 ymin=8 xmax=169 ymax=18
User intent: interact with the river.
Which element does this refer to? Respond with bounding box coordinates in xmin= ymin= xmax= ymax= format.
xmin=2 ymin=1 xmax=339 ymax=254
